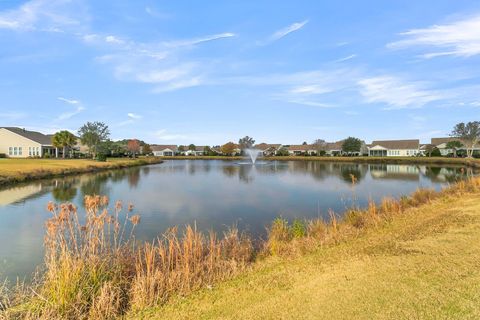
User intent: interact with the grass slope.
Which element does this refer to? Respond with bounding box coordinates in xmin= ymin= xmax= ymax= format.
xmin=135 ymin=194 xmax=480 ymax=319
xmin=0 ymin=158 xmax=163 ymax=185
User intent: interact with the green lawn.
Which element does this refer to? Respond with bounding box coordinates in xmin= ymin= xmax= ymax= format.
xmin=133 ymin=194 xmax=480 ymax=319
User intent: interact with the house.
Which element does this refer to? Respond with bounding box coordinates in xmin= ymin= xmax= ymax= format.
xmin=286 ymin=144 xmax=316 ymax=156
xmin=183 ymin=146 xmax=207 ymax=156
xmin=324 ymin=141 xmax=344 ymax=156
xmin=151 ymin=145 xmax=177 ymax=156
xmin=368 ymin=139 xmax=420 ymax=157
xmin=0 ymin=127 xmax=57 ymax=158
xmin=431 ymin=137 xmax=479 ymax=156
xmin=254 ymin=143 xmax=282 ymax=156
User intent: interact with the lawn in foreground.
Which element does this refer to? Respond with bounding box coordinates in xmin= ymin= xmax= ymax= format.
xmin=134 ymin=194 xmax=480 ymax=319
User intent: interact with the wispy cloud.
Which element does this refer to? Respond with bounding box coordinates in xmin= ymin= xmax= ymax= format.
xmin=287 ymin=100 xmax=334 ymax=108
xmin=56 ymin=97 xmax=85 ymax=120
xmin=357 ymin=76 xmax=444 ymax=109
xmin=387 ymin=14 xmax=480 ymax=58
xmin=57 ymin=97 xmax=80 ymax=105
xmin=127 ymin=113 xmax=142 ymax=120
xmin=268 ymin=20 xmax=308 ymax=42
xmin=88 ymin=31 xmax=235 ymax=93
xmin=334 ymin=54 xmax=357 ymax=63
xmin=116 ymin=113 xmax=143 ymax=127
xmin=0 ymin=0 xmax=87 ymax=32
xmin=164 ymin=32 xmax=235 ymax=48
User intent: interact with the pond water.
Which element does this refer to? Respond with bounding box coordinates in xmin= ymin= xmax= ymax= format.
xmin=0 ymin=160 xmax=475 ymax=281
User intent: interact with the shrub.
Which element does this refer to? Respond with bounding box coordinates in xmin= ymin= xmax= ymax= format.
xmin=0 ymin=153 xmax=6 ymax=158
xmin=291 ymin=219 xmax=306 ymax=238
xmin=96 ymin=153 xmax=107 ymax=162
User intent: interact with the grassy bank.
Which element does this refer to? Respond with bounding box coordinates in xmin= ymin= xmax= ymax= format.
xmin=265 ymin=155 xmax=480 ymax=167
xmin=154 ymin=155 xmax=480 ymax=168
xmin=2 ymin=177 xmax=480 ymax=319
xmin=136 ymin=180 xmax=480 ymax=319
xmin=0 ymin=157 xmax=163 ymax=186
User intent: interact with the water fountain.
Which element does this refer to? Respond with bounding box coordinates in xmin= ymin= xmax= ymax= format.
xmin=244 ymin=148 xmax=263 ymax=164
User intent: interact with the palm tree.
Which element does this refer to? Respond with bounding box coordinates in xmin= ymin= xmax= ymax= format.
xmin=52 ymin=130 xmax=77 ymax=158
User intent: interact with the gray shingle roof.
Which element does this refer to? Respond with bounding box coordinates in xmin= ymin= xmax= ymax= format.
xmin=371 ymin=139 xmax=419 ymax=149
xmin=1 ymin=127 xmax=53 ymax=145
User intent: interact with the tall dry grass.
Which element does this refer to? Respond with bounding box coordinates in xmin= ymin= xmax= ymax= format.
xmin=266 ymin=176 xmax=480 ymax=257
xmin=3 ymin=196 xmax=252 ymax=319
xmin=3 ymin=176 xmax=480 ymax=319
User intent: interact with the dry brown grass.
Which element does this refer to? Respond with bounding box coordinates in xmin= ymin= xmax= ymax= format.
xmin=3 ymin=177 xmax=480 ymax=319
xmin=0 ymin=158 xmax=163 ymax=186
xmin=3 ymin=196 xmax=252 ymax=319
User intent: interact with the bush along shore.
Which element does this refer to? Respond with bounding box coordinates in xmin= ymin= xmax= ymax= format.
xmin=2 ymin=177 xmax=480 ymax=319
xmin=0 ymin=158 xmax=164 ymax=187
xmin=264 ymin=155 xmax=480 ymax=168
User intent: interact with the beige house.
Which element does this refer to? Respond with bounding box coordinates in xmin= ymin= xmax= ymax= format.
xmin=287 ymin=144 xmax=317 ymax=156
xmin=368 ymin=139 xmax=420 ymax=157
xmin=0 ymin=127 xmax=56 ymax=158
xmin=431 ymin=137 xmax=479 ymax=156
xmin=151 ymin=145 xmax=178 ymax=156
xmin=254 ymin=143 xmax=282 ymax=156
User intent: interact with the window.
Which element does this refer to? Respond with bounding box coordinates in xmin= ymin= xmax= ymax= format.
xmin=29 ymin=147 xmax=32 ymax=156
xmin=13 ymin=147 xmax=17 ymax=155
xmin=19 ymin=147 xmax=22 ymax=156
xmin=9 ymin=147 xmax=13 ymax=156
xmin=36 ymin=147 xmax=40 ymax=156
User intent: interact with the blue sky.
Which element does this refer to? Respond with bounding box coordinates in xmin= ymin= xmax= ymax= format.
xmin=1 ymin=0 xmax=479 ymax=144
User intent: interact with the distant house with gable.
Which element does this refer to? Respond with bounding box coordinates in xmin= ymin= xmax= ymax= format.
xmin=151 ymin=145 xmax=177 ymax=157
xmin=368 ymin=139 xmax=420 ymax=157
xmin=254 ymin=143 xmax=282 ymax=156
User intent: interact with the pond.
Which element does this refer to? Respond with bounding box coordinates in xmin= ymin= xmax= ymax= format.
xmin=0 ymin=160 xmax=475 ymax=281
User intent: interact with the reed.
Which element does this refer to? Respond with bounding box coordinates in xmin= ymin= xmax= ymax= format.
xmin=3 ymin=176 xmax=480 ymax=319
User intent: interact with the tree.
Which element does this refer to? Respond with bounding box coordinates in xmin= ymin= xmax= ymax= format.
xmin=188 ymin=144 xmax=196 ymax=151
xmin=423 ymin=145 xmax=441 ymax=157
xmin=78 ymin=122 xmax=110 ymax=159
xmin=238 ymin=136 xmax=255 ymax=149
xmin=143 ymin=144 xmax=152 ymax=155
xmin=127 ymin=139 xmax=141 ymax=158
xmin=276 ymin=147 xmax=289 ymax=156
xmin=203 ymin=146 xmax=212 ymax=156
xmin=51 ymin=130 xmax=77 ymax=158
xmin=313 ymin=139 xmax=327 ymax=154
xmin=451 ymin=122 xmax=480 ymax=158
xmin=446 ymin=140 xmax=463 ymax=158
xmin=221 ymin=142 xmax=236 ymax=156
xmin=302 ymin=141 xmax=307 ymax=145
xmin=178 ymin=145 xmax=185 ymax=152
xmin=341 ymin=137 xmax=362 ymax=155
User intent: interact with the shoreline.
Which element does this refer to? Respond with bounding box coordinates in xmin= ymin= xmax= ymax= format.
xmin=0 ymin=157 xmax=164 ymax=187
xmin=154 ymin=155 xmax=480 ymax=167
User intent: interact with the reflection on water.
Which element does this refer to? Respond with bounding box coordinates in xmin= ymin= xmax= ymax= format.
xmin=0 ymin=160 xmax=475 ymax=281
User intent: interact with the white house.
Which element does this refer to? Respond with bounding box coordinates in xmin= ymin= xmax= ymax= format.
xmin=183 ymin=146 xmax=207 ymax=156
xmin=0 ymin=127 xmax=56 ymax=158
xmin=254 ymin=143 xmax=282 ymax=156
xmin=368 ymin=140 xmax=420 ymax=157
xmin=151 ymin=145 xmax=177 ymax=156
xmin=286 ymin=144 xmax=317 ymax=156
xmin=431 ymin=137 xmax=479 ymax=156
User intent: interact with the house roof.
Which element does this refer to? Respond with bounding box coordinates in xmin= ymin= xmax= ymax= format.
xmin=431 ymin=137 xmax=471 ymax=146
xmin=254 ymin=143 xmax=281 ymax=151
xmin=325 ymin=141 xmax=344 ymax=151
xmin=1 ymin=127 xmax=53 ymax=145
xmin=287 ymin=144 xmax=314 ymax=151
xmin=151 ymin=145 xmax=177 ymax=152
xmin=370 ymin=139 xmax=419 ymax=150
